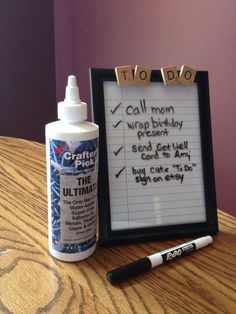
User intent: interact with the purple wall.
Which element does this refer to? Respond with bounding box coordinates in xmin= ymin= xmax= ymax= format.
xmin=54 ymin=0 xmax=236 ymax=216
xmin=0 ymin=0 xmax=56 ymax=143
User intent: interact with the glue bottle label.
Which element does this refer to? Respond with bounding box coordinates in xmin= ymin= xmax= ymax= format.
xmin=49 ymin=138 xmax=98 ymax=254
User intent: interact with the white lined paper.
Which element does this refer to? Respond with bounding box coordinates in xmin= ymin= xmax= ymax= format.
xmin=103 ymin=81 xmax=206 ymax=230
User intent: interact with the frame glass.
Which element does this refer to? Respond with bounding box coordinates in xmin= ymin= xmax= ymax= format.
xmin=90 ymin=68 xmax=218 ymax=246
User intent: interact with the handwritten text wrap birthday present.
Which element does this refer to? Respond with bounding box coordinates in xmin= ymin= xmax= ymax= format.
xmin=90 ymin=68 xmax=217 ymax=246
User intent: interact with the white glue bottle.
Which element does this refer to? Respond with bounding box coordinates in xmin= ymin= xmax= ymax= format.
xmin=45 ymin=75 xmax=99 ymax=262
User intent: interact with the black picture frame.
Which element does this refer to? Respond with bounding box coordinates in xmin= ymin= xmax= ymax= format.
xmin=90 ymin=68 xmax=218 ymax=246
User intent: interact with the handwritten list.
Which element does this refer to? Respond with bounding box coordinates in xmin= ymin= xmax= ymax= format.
xmin=103 ymin=82 xmax=206 ymax=231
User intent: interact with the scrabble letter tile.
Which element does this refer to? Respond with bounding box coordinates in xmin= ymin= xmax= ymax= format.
xmin=179 ymin=65 xmax=196 ymax=86
xmin=134 ymin=65 xmax=152 ymax=86
xmin=115 ymin=66 xmax=134 ymax=86
xmin=161 ymin=66 xmax=179 ymax=85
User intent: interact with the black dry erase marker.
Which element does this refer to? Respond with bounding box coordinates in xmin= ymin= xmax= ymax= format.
xmin=106 ymin=236 xmax=213 ymax=284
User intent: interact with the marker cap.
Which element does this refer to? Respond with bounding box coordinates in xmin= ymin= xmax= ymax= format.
xmin=106 ymin=257 xmax=151 ymax=284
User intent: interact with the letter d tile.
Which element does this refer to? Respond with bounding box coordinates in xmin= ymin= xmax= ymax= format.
xmin=161 ymin=66 xmax=179 ymax=85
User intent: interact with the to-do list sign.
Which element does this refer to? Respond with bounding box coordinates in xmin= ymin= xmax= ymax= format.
xmin=105 ymin=82 xmax=204 ymax=230
xmin=90 ymin=69 xmax=218 ymax=246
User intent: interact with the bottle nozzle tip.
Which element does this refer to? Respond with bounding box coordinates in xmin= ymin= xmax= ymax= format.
xmin=65 ymin=75 xmax=80 ymax=103
xmin=67 ymin=75 xmax=77 ymax=87
xmin=58 ymin=74 xmax=87 ymax=122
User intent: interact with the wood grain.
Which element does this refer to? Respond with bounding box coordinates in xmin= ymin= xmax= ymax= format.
xmin=134 ymin=65 xmax=152 ymax=86
xmin=115 ymin=66 xmax=134 ymax=86
xmin=160 ymin=66 xmax=179 ymax=85
xmin=0 ymin=136 xmax=235 ymax=313
xmin=178 ymin=65 xmax=197 ymax=86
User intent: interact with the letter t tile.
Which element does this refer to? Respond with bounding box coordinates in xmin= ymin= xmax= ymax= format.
xmin=115 ymin=65 xmax=134 ymax=86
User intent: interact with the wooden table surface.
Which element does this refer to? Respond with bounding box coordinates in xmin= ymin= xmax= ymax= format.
xmin=0 ymin=136 xmax=235 ymax=314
